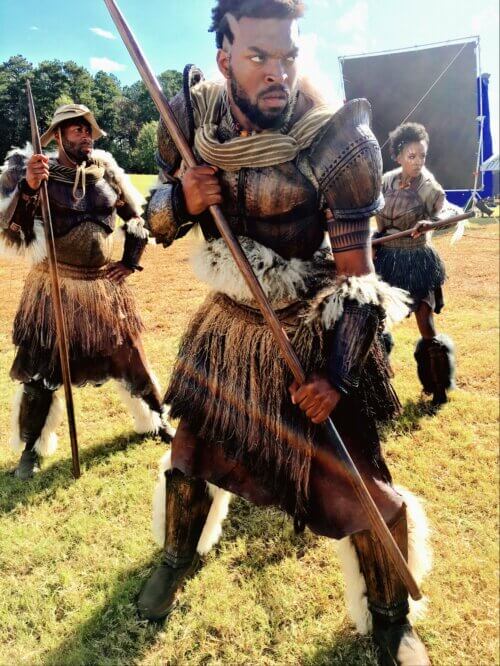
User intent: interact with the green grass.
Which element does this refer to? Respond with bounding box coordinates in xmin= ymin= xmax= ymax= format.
xmin=129 ymin=174 xmax=157 ymax=195
xmin=0 ymin=218 xmax=497 ymax=665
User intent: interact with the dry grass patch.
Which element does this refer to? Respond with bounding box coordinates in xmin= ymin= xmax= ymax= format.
xmin=0 ymin=216 xmax=497 ymax=665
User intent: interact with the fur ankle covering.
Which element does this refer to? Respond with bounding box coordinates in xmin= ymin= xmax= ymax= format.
xmin=335 ymin=486 xmax=432 ymax=635
xmin=114 ymin=379 xmax=171 ymax=435
xmin=9 ymin=386 xmax=63 ymax=457
xmin=151 ymin=450 xmax=232 ymax=554
xmin=414 ymin=334 xmax=456 ymax=394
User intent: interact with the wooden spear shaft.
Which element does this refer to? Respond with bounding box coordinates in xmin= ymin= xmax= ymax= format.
xmin=104 ymin=0 xmax=421 ymax=600
xmin=26 ymin=81 xmax=81 ymax=479
xmin=371 ymin=211 xmax=474 ymax=246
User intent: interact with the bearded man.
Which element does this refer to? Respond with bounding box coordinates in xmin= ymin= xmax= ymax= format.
xmin=0 ymin=104 xmax=174 ymax=480
xmin=139 ymin=2 xmax=432 ymax=664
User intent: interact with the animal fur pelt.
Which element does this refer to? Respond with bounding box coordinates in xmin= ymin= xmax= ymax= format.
xmin=151 ymin=450 xmax=232 ymax=554
xmin=0 ymin=143 xmax=148 ymax=260
xmin=191 ymin=236 xmax=410 ymax=325
xmin=335 ymin=486 xmax=432 ymax=634
xmin=10 ymin=385 xmax=63 ymax=456
xmin=13 ymin=262 xmax=143 ymax=363
xmin=414 ymin=334 xmax=456 ymax=394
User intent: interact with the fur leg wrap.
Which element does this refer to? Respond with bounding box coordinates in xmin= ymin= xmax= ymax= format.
xmin=335 ymin=487 xmax=432 ymax=634
xmin=10 ymin=384 xmax=62 ymax=457
xmin=152 ymin=450 xmax=231 ymax=555
xmin=114 ymin=379 xmax=176 ymax=437
xmin=414 ymin=334 xmax=456 ymax=396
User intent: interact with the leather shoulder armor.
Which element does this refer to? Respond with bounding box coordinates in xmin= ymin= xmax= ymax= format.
xmin=309 ymin=99 xmax=383 ymax=220
xmin=156 ymin=64 xmax=204 ymax=175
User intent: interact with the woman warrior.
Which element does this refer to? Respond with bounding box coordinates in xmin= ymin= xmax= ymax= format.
xmin=375 ymin=122 xmax=455 ymax=405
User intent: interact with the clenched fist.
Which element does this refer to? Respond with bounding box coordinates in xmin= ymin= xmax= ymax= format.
xmin=26 ymin=153 xmax=49 ymax=191
xmin=181 ymin=165 xmax=222 ymax=216
xmin=289 ymin=374 xmax=341 ymax=424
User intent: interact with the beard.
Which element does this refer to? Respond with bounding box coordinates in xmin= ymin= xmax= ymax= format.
xmin=229 ymin=67 xmax=295 ymax=130
xmin=61 ymin=137 xmax=92 ymax=164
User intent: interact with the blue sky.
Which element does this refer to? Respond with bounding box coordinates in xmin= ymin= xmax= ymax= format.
xmin=1 ymin=0 xmax=498 ymax=145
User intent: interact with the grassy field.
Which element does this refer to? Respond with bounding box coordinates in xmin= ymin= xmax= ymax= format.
xmin=0 ymin=207 xmax=498 ymax=665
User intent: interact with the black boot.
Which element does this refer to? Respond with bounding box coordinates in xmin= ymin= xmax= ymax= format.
xmin=351 ymin=507 xmax=430 ymax=666
xmin=14 ymin=446 xmax=40 ymax=480
xmin=137 ymin=468 xmax=212 ymax=621
xmin=415 ymin=335 xmax=455 ymax=406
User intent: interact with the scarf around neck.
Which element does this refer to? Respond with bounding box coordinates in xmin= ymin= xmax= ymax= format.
xmin=191 ymin=81 xmax=334 ymax=171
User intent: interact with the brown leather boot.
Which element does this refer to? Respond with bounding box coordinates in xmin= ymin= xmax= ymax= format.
xmin=351 ymin=507 xmax=430 ymax=666
xmin=137 ymin=468 xmax=212 ymax=621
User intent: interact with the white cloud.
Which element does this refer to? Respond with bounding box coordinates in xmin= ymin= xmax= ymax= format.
xmin=90 ymin=27 xmax=116 ymax=40
xmin=29 ymin=26 xmax=39 ymax=31
xmin=334 ymin=1 xmax=377 ymax=57
xmin=335 ymin=1 xmax=368 ymax=34
xmin=89 ymin=57 xmax=126 ymax=72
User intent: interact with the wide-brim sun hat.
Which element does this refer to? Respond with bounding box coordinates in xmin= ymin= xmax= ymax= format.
xmin=40 ymin=104 xmax=106 ymax=147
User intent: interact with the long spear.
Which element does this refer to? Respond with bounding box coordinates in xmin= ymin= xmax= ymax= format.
xmin=371 ymin=211 xmax=474 ymax=246
xmin=26 ymin=81 xmax=81 ymax=479
xmin=104 ymin=0 xmax=421 ymax=600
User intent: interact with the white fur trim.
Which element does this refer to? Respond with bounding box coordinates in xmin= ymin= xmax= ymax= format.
xmin=10 ymin=386 xmax=62 ymax=457
xmin=150 ymin=450 xmax=231 ymax=552
xmin=34 ymin=391 xmax=63 ymax=457
xmin=123 ymin=216 xmax=150 ymax=240
xmin=0 ymin=218 xmax=47 ymax=265
xmin=114 ymin=380 xmax=163 ymax=435
xmin=9 ymin=386 xmax=25 ymax=454
xmin=336 ymin=536 xmax=372 ymax=634
xmin=317 ymin=273 xmax=411 ymax=330
xmin=152 ymin=450 xmax=173 ymax=547
xmin=335 ymin=486 xmax=432 ymax=635
xmin=92 ymin=148 xmax=145 ymax=216
xmin=197 ymin=485 xmax=232 ymax=555
xmin=190 ymin=236 xmax=311 ymax=305
xmin=0 ymin=144 xmax=47 ymax=264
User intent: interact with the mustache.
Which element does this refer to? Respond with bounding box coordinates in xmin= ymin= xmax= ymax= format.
xmin=258 ymin=85 xmax=289 ymax=99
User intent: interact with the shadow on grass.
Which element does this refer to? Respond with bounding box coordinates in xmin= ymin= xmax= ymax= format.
xmin=0 ymin=431 xmax=163 ymax=515
xmin=42 ymin=562 xmax=165 ymax=666
xmin=380 ymin=396 xmax=440 ymax=443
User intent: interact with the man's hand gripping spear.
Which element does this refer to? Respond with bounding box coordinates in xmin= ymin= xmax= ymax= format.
xmin=104 ymin=0 xmax=422 ymax=600
xmin=26 ymin=81 xmax=81 ymax=479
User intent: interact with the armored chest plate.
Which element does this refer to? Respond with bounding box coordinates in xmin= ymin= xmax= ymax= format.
xmin=201 ymin=161 xmax=325 ymax=260
xmin=47 ymin=177 xmax=118 ymax=238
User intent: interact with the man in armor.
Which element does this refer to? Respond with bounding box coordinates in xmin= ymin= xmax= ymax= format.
xmin=139 ymin=2 xmax=432 ymax=664
xmin=0 ymin=104 xmax=174 ymax=480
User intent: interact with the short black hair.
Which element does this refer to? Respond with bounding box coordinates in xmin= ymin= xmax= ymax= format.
xmin=209 ymin=0 xmax=304 ymax=49
xmin=57 ymin=117 xmax=92 ymax=134
xmin=388 ymin=122 xmax=429 ymax=160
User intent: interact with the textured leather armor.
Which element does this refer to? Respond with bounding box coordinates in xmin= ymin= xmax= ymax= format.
xmin=309 ymin=99 xmax=383 ymax=220
xmin=198 ymin=158 xmax=324 ymax=260
xmin=327 ymin=300 xmax=381 ymax=394
xmin=52 ymin=222 xmax=114 ymax=267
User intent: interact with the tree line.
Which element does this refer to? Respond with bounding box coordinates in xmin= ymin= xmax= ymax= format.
xmin=0 ymin=55 xmax=183 ymax=173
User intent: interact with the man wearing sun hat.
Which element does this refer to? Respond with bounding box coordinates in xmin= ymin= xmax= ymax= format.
xmin=0 ymin=103 xmax=174 ymax=480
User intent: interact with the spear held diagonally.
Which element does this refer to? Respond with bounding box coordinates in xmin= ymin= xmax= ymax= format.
xmin=103 ymin=0 xmax=422 ymax=600
xmin=26 ymin=80 xmax=81 ymax=479
xmin=371 ymin=211 xmax=474 ymax=246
